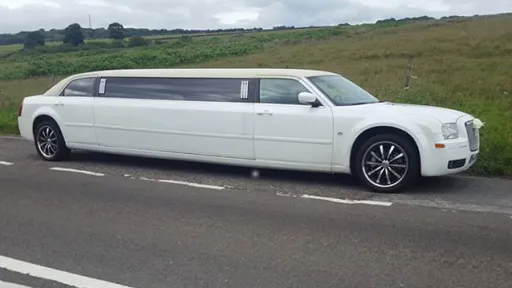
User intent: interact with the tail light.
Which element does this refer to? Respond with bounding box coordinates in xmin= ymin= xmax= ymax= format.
xmin=18 ymin=100 xmax=23 ymax=116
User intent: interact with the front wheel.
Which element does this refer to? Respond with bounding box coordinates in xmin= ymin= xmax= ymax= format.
xmin=34 ymin=120 xmax=70 ymax=161
xmin=355 ymin=134 xmax=420 ymax=193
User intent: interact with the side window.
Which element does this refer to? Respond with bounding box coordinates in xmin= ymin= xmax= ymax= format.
xmin=101 ymin=77 xmax=251 ymax=102
xmin=259 ymin=78 xmax=310 ymax=105
xmin=62 ymin=77 xmax=95 ymax=97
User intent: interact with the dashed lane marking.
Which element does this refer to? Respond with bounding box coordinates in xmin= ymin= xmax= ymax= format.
xmin=298 ymin=194 xmax=393 ymax=206
xmin=127 ymin=174 xmax=226 ymax=190
xmin=158 ymin=179 xmax=225 ymax=190
xmin=0 ymin=255 xmax=134 ymax=288
xmin=276 ymin=192 xmax=292 ymax=197
xmin=49 ymin=167 xmax=105 ymax=177
xmin=0 ymin=161 xmax=14 ymax=166
xmin=274 ymin=192 xmax=393 ymax=207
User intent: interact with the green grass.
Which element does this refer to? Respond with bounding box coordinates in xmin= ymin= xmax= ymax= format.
xmin=0 ymin=77 xmax=63 ymax=133
xmin=0 ymin=27 xmax=325 ymax=56
xmin=0 ymin=44 xmax=22 ymax=57
xmin=0 ymin=14 xmax=511 ymax=177
xmin=0 ymin=27 xmax=344 ymax=79
xmin=0 ymin=39 xmax=111 ymax=57
xmin=0 ymin=44 xmax=22 ymax=52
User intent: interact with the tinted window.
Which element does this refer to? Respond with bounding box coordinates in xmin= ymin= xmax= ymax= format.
xmin=102 ymin=77 xmax=249 ymax=102
xmin=259 ymin=78 xmax=310 ymax=105
xmin=62 ymin=77 xmax=95 ymax=96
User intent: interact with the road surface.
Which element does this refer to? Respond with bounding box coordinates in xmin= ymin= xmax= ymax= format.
xmin=0 ymin=137 xmax=511 ymax=288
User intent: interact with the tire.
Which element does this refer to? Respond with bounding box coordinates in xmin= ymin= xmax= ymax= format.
xmin=34 ymin=120 xmax=70 ymax=161
xmin=354 ymin=133 xmax=420 ymax=193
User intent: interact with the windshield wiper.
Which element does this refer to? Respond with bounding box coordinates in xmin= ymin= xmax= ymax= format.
xmin=343 ymin=101 xmax=383 ymax=106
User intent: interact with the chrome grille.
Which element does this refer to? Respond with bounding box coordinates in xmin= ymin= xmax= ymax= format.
xmin=465 ymin=120 xmax=479 ymax=152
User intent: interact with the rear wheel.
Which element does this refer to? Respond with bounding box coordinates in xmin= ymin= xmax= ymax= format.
xmin=34 ymin=120 xmax=70 ymax=161
xmin=355 ymin=133 xmax=419 ymax=193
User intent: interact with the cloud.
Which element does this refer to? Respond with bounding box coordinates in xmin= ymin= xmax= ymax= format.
xmin=0 ymin=0 xmax=510 ymax=33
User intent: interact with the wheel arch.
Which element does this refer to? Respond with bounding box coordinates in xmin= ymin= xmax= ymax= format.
xmin=349 ymin=126 xmax=422 ymax=175
xmin=32 ymin=113 xmax=71 ymax=161
xmin=32 ymin=114 xmax=66 ymax=144
xmin=33 ymin=115 xmax=55 ymax=135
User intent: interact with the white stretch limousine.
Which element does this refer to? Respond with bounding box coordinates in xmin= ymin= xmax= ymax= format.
xmin=17 ymin=68 xmax=482 ymax=192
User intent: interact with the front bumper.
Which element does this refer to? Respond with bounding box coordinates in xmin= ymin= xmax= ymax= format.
xmin=421 ymin=116 xmax=480 ymax=176
xmin=421 ymin=140 xmax=479 ymax=176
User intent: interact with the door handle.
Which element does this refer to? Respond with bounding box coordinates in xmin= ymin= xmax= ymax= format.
xmin=256 ymin=110 xmax=273 ymax=116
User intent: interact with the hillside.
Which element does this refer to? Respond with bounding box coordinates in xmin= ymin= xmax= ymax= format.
xmin=0 ymin=13 xmax=511 ymax=177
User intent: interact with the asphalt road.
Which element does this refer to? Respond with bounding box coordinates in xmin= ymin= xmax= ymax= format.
xmin=1 ymin=137 xmax=511 ymax=288
xmin=1 ymin=136 xmax=511 ymax=214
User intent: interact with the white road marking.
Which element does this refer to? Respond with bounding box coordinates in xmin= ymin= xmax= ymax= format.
xmin=300 ymin=194 xmax=393 ymax=206
xmin=0 ymin=161 xmax=14 ymax=166
xmin=139 ymin=176 xmax=157 ymax=182
xmin=49 ymin=167 xmax=105 ymax=177
xmin=158 ymin=179 xmax=225 ymax=190
xmin=129 ymin=175 xmax=227 ymax=190
xmin=276 ymin=192 xmax=292 ymax=197
xmin=0 ymin=255 xmax=134 ymax=288
xmin=0 ymin=280 xmax=32 ymax=288
xmin=0 ymin=136 xmax=23 ymax=140
xmin=389 ymin=199 xmax=512 ymax=215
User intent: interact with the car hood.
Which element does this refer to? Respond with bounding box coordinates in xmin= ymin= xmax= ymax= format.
xmin=339 ymin=102 xmax=470 ymax=123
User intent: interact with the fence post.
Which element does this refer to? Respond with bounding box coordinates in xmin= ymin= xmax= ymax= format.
xmin=404 ymin=55 xmax=414 ymax=89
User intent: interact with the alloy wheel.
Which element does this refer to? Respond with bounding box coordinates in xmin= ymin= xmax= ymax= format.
xmin=36 ymin=125 xmax=59 ymax=158
xmin=361 ymin=141 xmax=409 ymax=189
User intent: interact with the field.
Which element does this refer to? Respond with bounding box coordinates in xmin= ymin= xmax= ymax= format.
xmin=0 ymin=14 xmax=511 ymax=177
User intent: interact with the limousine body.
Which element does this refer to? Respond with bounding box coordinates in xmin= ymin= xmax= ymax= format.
xmin=17 ymin=68 xmax=482 ymax=192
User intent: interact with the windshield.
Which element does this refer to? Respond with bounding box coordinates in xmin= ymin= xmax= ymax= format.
xmin=307 ymin=75 xmax=380 ymax=106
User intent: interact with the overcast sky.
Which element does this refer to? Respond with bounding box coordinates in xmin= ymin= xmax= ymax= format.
xmin=0 ymin=0 xmax=511 ymax=33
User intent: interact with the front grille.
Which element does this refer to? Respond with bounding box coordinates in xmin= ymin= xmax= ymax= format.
xmin=465 ymin=120 xmax=479 ymax=152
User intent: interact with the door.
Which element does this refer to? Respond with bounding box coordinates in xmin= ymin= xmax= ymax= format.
xmin=53 ymin=77 xmax=98 ymax=145
xmin=93 ymin=77 xmax=255 ymax=160
xmin=254 ymin=77 xmax=334 ymax=170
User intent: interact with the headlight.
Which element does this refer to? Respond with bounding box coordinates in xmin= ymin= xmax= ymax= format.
xmin=442 ymin=123 xmax=459 ymax=140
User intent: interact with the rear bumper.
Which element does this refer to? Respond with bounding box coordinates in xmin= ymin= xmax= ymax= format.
xmin=18 ymin=116 xmax=33 ymax=141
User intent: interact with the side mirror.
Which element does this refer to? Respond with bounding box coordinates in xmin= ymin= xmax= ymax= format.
xmin=298 ymin=92 xmax=318 ymax=105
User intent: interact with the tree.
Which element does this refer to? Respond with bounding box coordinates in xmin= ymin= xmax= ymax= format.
xmin=108 ymin=22 xmax=125 ymax=40
xmin=63 ymin=23 xmax=84 ymax=46
xmin=23 ymin=31 xmax=45 ymax=49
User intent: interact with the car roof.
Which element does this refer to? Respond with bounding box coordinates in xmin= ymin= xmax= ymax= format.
xmin=44 ymin=68 xmax=339 ymax=96
xmin=71 ymin=68 xmax=338 ymax=78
